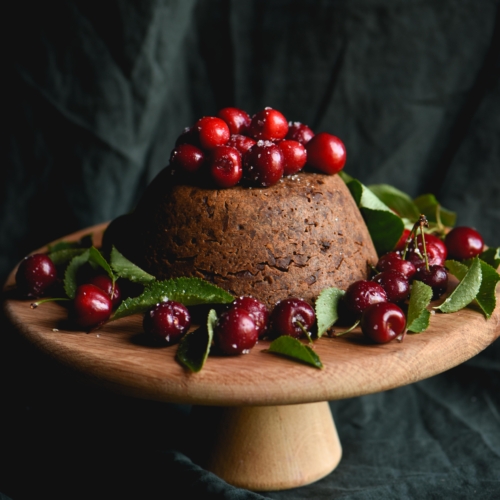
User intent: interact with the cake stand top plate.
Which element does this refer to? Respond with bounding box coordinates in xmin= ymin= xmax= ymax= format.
xmin=3 ymin=223 xmax=499 ymax=407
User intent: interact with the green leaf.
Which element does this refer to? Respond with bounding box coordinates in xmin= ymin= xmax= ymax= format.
xmin=88 ymin=247 xmax=115 ymax=283
xmin=64 ymin=249 xmax=90 ymax=299
xmin=47 ymin=234 xmax=93 ymax=253
xmin=436 ymin=257 xmax=482 ymax=313
xmin=445 ymin=259 xmax=469 ymax=281
xmin=266 ymin=336 xmax=323 ymax=369
xmin=110 ymin=246 xmax=155 ymax=284
xmin=315 ymin=287 xmax=345 ymax=337
xmin=48 ymin=248 xmax=89 ymax=266
xmin=112 ymin=277 xmax=233 ymax=320
xmin=413 ymin=194 xmax=456 ymax=228
xmin=176 ymin=309 xmax=216 ymax=372
xmin=368 ymin=184 xmax=421 ymax=221
xmin=474 ymin=260 xmax=500 ymax=318
xmin=407 ymin=280 xmax=433 ymax=333
xmin=480 ymin=247 xmax=500 ymax=269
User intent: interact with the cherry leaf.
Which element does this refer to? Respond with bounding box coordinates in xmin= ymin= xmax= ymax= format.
xmin=368 ymin=184 xmax=421 ymax=221
xmin=315 ymin=287 xmax=345 ymax=337
xmin=436 ymin=257 xmax=482 ymax=313
xmin=176 ymin=309 xmax=216 ymax=372
xmin=64 ymin=249 xmax=90 ymax=299
xmin=407 ymin=280 xmax=433 ymax=333
xmin=88 ymin=247 xmax=114 ymax=282
xmin=266 ymin=336 xmax=323 ymax=369
xmin=110 ymin=246 xmax=155 ymax=284
xmin=49 ymin=248 xmax=88 ymax=266
xmin=413 ymin=194 xmax=456 ymax=228
xmin=480 ymin=247 xmax=500 ymax=270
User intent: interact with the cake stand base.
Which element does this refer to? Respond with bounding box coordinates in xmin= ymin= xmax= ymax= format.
xmin=190 ymin=401 xmax=342 ymax=491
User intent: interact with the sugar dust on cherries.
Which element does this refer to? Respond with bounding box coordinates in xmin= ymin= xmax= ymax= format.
xmin=169 ymin=106 xmax=347 ymax=188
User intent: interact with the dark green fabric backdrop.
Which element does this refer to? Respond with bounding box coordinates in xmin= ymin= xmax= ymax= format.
xmin=1 ymin=1 xmax=499 ymax=498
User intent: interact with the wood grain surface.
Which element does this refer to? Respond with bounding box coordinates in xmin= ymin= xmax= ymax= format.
xmin=3 ymin=223 xmax=500 ymax=407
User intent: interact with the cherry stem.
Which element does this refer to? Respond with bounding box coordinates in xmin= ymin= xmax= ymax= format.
xmin=334 ymin=319 xmax=361 ymax=337
xmin=30 ymin=297 xmax=70 ymax=309
xmin=296 ymin=320 xmax=313 ymax=344
xmin=418 ymin=214 xmax=430 ymax=271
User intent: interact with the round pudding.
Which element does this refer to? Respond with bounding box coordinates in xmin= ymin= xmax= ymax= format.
xmin=109 ymin=169 xmax=378 ymax=308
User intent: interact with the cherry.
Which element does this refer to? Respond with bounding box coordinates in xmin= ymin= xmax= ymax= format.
xmin=277 ymin=140 xmax=307 ymax=175
xmin=376 ymin=252 xmax=416 ymax=280
xmin=286 ymin=122 xmax=314 ymax=145
xmin=227 ymin=134 xmax=257 ymax=155
xmin=372 ymin=270 xmax=410 ymax=304
xmin=175 ymin=126 xmax=201 ymax=147
xmin=249 ymin=108 xmax=289 ymax=141
xmin=72 ymin=284 xmax=112 ymax=330
xmin=406 ymin=240 xmax=445 ymax=270
xmin=194 ymin=116 xmax=230 ymax=150
xmin=305 ymin=132 xmax=346 ymax=175
xmin=445 ymin=226 xmax=484 ymax=261
xmin=394 ymin=228 xmax=411 ymax=251
xmin=209 ymin=145 xmax=243 ymax=188
xmin=414 ymin=265 xmax=448 ymax=300
xmin=243 ymin=141 xmax=284 ymax=187
xmin=143 ymin=300 xmax=191 ymax=346
xmin=232 ymin=296 xmax=269 ymax=338
xmin=16 ymin=253 xmax=58 ymax=298
xmin=361 ymin=302 xmax=406 ymax=344
xmin=214 ymin=307 xmax=259 ymax=355
xmin=421 ymin=233 xmax=447 ymax=261
xmin=217 ymin=107 xmax=251 ymax=135
xmin=343 ymin=280 xmax=387 ymax=315
xmin=268 ymin=298 xmax=316 ymax=339
xmin=87 ymin=274 xmax=122 ymax=308
xmin=170 ymin=143 xmax=205 ymax=173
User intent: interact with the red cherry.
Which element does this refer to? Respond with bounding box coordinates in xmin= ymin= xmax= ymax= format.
xmin=361 ymin=302 xmax=406 ymax=344
xmin=277 ymin=140 xmax=307 ymax=175
xmin=217 ymin=107 xmax=251 ymax=135
xmin=170 ymin=143 xmax=205 ymax=173
xmin=249 ymin=108 xmax=289 ymax=141
xmin=306 ymin=132 xmax=346 ymax=174
xmin=194 ymin=116 xmax=230 ymax=150
xmin=372 ymin=270 xmax=410 ymax=304
xmin=286 ymin=122 xmax=314 ymax=145
xmin=175 ymin=126 xmax=201 ymax=147
xmin=269 ymin=298 xmax=316 ymax=339
xmin=414 ymin=265 xmax=448 ymax=300
xmin=214 ymin=307 xmax=259 ymax=355
xmin=227 ymin=134 xmax=257 ymax=155
xmin=209 ymin=145 xmax=243 ymax=188
xmin=343 ymin=280 xmax=387 ymax=315
xmin=394 ymin=229 xmax=411 ymax=251
xmin=444 ymin=226 xmax=484 ymax=261
xmin=421 ymin=233 xmax=448 ymax=261
xmin=143 ymin=301 xmax=191 ymax=346
xmin=243 ymin=141 xmax=284 ymax=187
xmin=407 ymin=241 xmax=445 ymax=270
xmin=376 ymin=252 xmax=416 ymax=280
xmin=16 ymin=253 xmax=58 ymax=298
xmin=87 ymin=275 xmax=122 ymax=308
xmin=72 ymin=284 xmax=112 ymax=330
xmin=232 ymin=296 xmax=269 ymax=338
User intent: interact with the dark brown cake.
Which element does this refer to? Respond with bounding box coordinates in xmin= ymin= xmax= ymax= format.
xmin=112 ymin=169 xmax=378 ymax=308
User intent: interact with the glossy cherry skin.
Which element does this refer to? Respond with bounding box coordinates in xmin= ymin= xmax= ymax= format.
xmin=243 ymin=141 xmax=284 ymax=187
xmin=286 ymin=122 xmax=314 ymax=145
xmin=249 ymin=108 xmax=289 ymax=141
xmin=170 ymin=143 xmax=205 ymax=173
xmin=372 ymin=270 xmax=410 ymax=304
xmin=268 ymin=298 xmax=316 ymax=339
xmin=406 ymin=241 xmax=445 ymax=270
xmin=143 ymin=301 xmax=191 ymax=346
xmin=72 ymin=284 xmax=113 ymax=330
xmin=87 ymin=274 xmax=122 ymax=308
xmin=214 ymin=307 xmax=259 ymax=355
xmin=217 ymin=107 xmax=251 ymax=135
xmin=361 ymin=302 xmax=406 ymax=344
xmin=232 ymin=296 xmax=269 ymax=338
xmin=445 ymin=226 xmax=484 ymax=261
xmin=194 ymin=116 xmax=230 ymax=150
xmin=175 ymin=126 xmax=201 ymax=147
xmin=16 ymin=253 xmax=58 ymax=298
xmin=394 ymin=228 xmax=411 ymax=251
xmin=414 ymin=265 xmax=448 ymax=300
xmin=421 ymin=233 xmax=447 ymax=261
xmin=376 ymin=252 xmax=416 ymax=280
xmin=227 ymin=134 xmax=256 ymax=155
xmin=343 ymin=280 xmax=387 ymax=315
xmin=209 ymin=145 xmax=243 ymax=188
xmin=306 ymin=133 xmax=346 ymax=174
xmin=278 ymin=140 xmax=307 ymax=175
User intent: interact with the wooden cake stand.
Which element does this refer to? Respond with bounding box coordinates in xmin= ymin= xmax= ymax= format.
xmin=3 ymin=223 xmax=500 ymax=491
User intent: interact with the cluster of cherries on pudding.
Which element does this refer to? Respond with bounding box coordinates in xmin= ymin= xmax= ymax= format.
xmin=170 ymin=107 xmax=346 ymax=188
xmin=340 ymin=223 xmax=485 ymax=343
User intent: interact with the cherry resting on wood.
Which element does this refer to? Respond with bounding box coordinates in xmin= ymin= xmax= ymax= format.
xmin=268 ymin=298 xmax=316 ymax=339
xmin=87 ymin=274 xmax=122 ymax=308
xmin=15 ymin=253 xmax=57 ymax=298
xmin=72 ymin=284 xmax=113 ymax=330
xmin=143 ymin=300 xmax=191 ymax=346
xmin=214 ymin=307 xmax=259 ymax=355
xmin=232 ymin=296 xmax=269 ymax=338
xmin=343 ymin=280 xmax=388 ymax=315
xmin=361 ymin=302 xmax=406 ymax=343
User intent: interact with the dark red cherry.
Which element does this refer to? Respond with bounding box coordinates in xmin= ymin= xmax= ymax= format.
xmin=372 ymin=271 xmax=410 ymax=304
xmin=143 ymin=301 xmax=191 ymax=346
xmin=217 ymin=107 xmax=251 ymax=135
xmin=421 ymin=233 xmax=447 ymax=261
xmin=361 ymin=302 xmax=406 ymax=344
xmin=87 ymin=275 xmax=122 ymax=308
xmin=72 ymin=284 xmax=112 ymax=330
xmin=269 ymin=298 xmax=316 ymax=339
xmin=343 ymin=280 xmax=387 ymax=315
xmin=209 ymin=145 xmax=243 ymax=188
xmin=306 ymin=132 xmax=346 ymax=174
xmin=286 ymin=122 xmax=314 ymax=145
xmin=414 ymin=265 xmax=448 ymax=300
xmin=16 ymin=253 xmax=57 ymax=298
xmin=376 ymin=252 xmax=416 ymax=280
xmin=394 ymin=229 xmax=411 ymax=251
xmin=214 ymin=307 xmax=259 ymax=355
xmin=175 ymin=126 xmax=201 ymax=147
xmin=243 ymin=141 xmax=284 ymax=187
xmin=227 ymin=134 xmax=257 ymax=155
xmin=406 ymin=241 xmax=445 ymax=270
xmin=445 ymin=226 xmax=484 ymax=261
xmin=249 ymin=108 xmax=288 ymax=141
xmin=278 ymin=140 xmax=307 ymax=175
xmin=194 ymin=116 xmax=230 ymax=150
xmin=232 ymin=296 xmax=269 ymax=338
xmin=170 ymin=143 xmax=205 ymax=173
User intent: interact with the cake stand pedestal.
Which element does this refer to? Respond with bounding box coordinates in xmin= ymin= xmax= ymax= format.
xmin=3 ymin=223 xmax=499 ymax=491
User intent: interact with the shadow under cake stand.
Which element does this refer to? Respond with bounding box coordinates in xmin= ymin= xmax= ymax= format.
xmin=3 ymin=223 xmax=500 ymax=491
